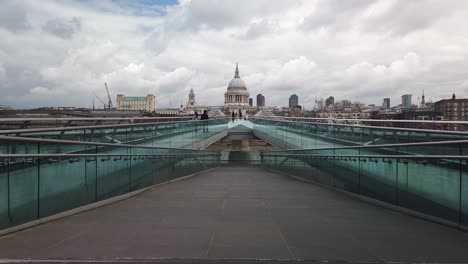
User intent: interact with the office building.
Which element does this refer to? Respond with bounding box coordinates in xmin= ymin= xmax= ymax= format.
xmin=116 ymin=94 xmax=156 ymax=112
xmin=257 ymin=94 xmax=265 ymax=107
xmin=383 ymin=98 xmax=390 ymax=109
xmin=325 ymin=96 xmax=334 ymax=107
xmin=289 ymin=94 xmax=299 ymax=108
xmin=402 ymin=94 xmax=412 ymax=108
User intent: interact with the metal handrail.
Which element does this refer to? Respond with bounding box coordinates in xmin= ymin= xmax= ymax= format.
xmin=264 ymin=139 xmax=468 ymax=153
xmin=0 ymin=117 xmax=229 ymax=134
xmin=0 ymin=135 xmax=218 ymax=153
xmin=250 ymin=116 xmax=468 ymax=135
xmin=259 ymin=116 xmax=468 ymax=125
xmin=260 ymin=153 xmax=468 ymax=159
xmin=0 ymin=153 xmax=221 ymax=158
xmin=0 ymin=117 xmax=192 ymax=122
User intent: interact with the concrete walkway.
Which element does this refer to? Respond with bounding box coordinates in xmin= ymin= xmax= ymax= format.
xmin=1 ymin=166 xmax=468 ymax=262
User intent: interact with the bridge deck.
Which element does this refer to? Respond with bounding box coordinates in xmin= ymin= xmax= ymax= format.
xmin=1 ymin=166 xmax=468 ymax=262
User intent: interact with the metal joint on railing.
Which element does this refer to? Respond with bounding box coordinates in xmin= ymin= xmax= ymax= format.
xmin=382 ymin=158 xmax=392 ymax=164
xmin=48 ymin=157 xmax=60 ymax=164
xmin=86 ymin=157 xmax=96 ymax=162
xmin=69 ymin=157 xmax=80 ymax=163
xmin=101 ymin=156 xmax=110 ymax=162
xmin=439 ymin=160 xmax=448 ymax=165
xmin=25 ymin=157 xmax=37 ymax=164
xmin=360 ymin=158 xmax=367 ymax=162
xmin=399 ymin=159 xmax=408 ymax=164
xmin=0 ymin=158 xmax=8 ymax=167
xmin=113 ymin=156 xmax=122 ymax=161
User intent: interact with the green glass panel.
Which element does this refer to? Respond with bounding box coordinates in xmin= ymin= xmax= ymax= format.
xmin=314 ymin=150 xmax=334 ymax=186
xmin=359 ymin=154 xmax=397 ymax=204
xmin=462 ymin=161 xmax=468 ymax=226
xmin=0 ymin=163 xmax=9 ymax=229
xmin=96 ymin=154 xmax=131 ymax=201
xmin=334 ymin=149 xmax=359 ymax=193
xmin=38 ymin=158 xmax=89 ymax=218
xmin=8 ymin=142 xmax=39 ymax=154
xmin=398 ymin=158 xmax=460 ymax=223
xmin=8 ymin=161 xmax=38 ymax=226
xmin=129 ymin=148 xmax=154 ymax=190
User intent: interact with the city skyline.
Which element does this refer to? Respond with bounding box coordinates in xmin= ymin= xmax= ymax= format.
xmin=1 ymin=1 xmax=468 ymax=109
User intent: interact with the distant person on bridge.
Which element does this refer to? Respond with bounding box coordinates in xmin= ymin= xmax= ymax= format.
xmin=201 ymin=110 xmax=209 ymax=120
xmin=193 ymin=111 xmax=199 ymax=120
xmin=201 ymin=110 xmax=209 ymax=132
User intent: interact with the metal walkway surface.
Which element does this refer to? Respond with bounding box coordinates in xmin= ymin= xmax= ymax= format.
xmin=1 ymin=166 xmax=468 ymax=262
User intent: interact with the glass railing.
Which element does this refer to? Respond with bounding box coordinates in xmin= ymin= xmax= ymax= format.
xmin=251 ymin=117 xmax=468 ymax=149
xmin=261 ymin=141 xmax=468 ymax=229
xmin=0 ymin=117 xmax=194 ymax=130
xmin=0 ymin=118 xmax=230 ymax=151
xmin=0 ymin=138 xmax=220 ymax=231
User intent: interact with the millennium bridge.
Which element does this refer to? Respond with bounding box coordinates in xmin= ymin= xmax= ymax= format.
xmin=0 ymin=116 xmax=468 ymax=263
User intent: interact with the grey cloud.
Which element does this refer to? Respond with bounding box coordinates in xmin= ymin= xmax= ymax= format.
xmin=42 ymin=17 xmax=81 ymax=39
xmin=144 ymin=27 xmax=170 ymax=55
xmin=0 ymin=1 xmax=31 ymax=32
xmin=178 ymin=0 xmax=297 ymax=30
xmin=0 ymin=64 xmax=47 ymax=104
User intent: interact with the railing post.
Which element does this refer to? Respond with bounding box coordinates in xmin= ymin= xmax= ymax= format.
xmin=358 ymin=148 xmax=361 ymax=194
xmin=37 ymin=142 xmax=41 ymax=220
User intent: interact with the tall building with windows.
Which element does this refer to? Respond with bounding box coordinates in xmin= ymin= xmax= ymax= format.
xmin=116 ymin=94 xmax=156 ymax=112
xmin=435 ymin=94 xmax=468 ymax=130
xmin=257 ymin=94 xmax=265 ymax=107
xmin=249 ymin=98 xmax=253 ymax=106
xmin=402 ymin=94 xmax=412 ymax=108
xmin=289 ymin=94 xmax=299 ymax=108
xmin=383 ymin=98 xmax=390 ymax=109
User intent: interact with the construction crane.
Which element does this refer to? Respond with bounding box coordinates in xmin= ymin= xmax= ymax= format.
xmin=93 ymin=93 xmax=107 ymax=109
xmin=104 ymin=83 xmax=113 ymax=109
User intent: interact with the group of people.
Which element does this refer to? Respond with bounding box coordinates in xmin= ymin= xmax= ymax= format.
xmin=231 ymin=110 xmax=248 ymax=122
xmin=192 ymin=110 xmax=209 ymax=132
xmin=192 ymin=110 xmax=209 ymax=120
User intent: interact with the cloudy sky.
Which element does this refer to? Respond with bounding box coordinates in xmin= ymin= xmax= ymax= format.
xmin=1 ymin=0 xmax=468 ymax=109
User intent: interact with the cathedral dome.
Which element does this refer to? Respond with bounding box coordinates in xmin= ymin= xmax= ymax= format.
xmin=227 ymin=64 xmax=247 ymax=90
xmin=224 ymin=63 xmax=249 ymax=108
xmin=228 ymin=78 xmax=246 ymax=89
